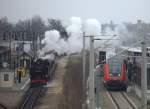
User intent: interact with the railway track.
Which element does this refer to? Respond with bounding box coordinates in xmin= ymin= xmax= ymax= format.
xmin=0 ymin=103 xmax=8 ymax=109
xmin=20 ymin=87 xmax=45 ymax=109
xmin=107 ymin=91 xmax=137 ymax=109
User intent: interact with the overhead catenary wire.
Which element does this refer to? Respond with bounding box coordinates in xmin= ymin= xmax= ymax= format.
xmin=86 ymin=34 xmax=144 ymax=63
xmin=95 ymin=37 xmax=144 ymax=63
xmin=83 ymin=33 xmax=148 ymax=109
xmin=113 ymin=38 xmax=143 ymax=56
xmin=94 ymin=35 xmax=119 ymax=51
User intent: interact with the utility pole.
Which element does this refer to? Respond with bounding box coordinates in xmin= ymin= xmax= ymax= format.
xmin=9 ymin=32 xmax=12 ymax=69
xmin=141 ymin=39 xmax=147 ymax=109
xmin=82 ymin=32 xmax=86 ymax=109
xmin=95 ymin=66 xmax=100 ymax=109
xmin=89 ymin=36 xmax=95 ymax=109
xmin=87 ymin=34 xmax=117 ymax=109
xmin=83 ymin=32 xmax=86 ymax=87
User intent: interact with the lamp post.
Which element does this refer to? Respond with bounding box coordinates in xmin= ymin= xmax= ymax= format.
xmin=82 ymin=32 xmax=86 ymax=109
xmin=9 ymin=32 xmax=12 ymax=69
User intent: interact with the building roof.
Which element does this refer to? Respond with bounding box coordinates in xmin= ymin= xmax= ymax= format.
xmin=18 ymin=51 xmax=33 ymax=59
xmin=120 ymin=46 xmax=141 ymax=53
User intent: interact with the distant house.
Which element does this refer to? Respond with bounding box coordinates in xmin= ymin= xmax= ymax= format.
xmin=0 ymin=32 xmax=35 ymax=88
xmin=18 ymin=52 xmax=33 ymax=69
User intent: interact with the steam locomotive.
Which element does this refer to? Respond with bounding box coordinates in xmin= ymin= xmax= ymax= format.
xmin=29 ymin=55 xmax=56 ymax=87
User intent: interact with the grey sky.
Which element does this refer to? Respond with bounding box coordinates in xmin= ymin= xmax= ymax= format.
xmin=0 ymin=0 xmax=149 ymax=23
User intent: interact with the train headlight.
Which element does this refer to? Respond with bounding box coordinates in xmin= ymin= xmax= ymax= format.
xmin=109 ymin=74 xmax=112 ymax=76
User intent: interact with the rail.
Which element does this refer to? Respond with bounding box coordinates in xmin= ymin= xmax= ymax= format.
xmin=108 ymin=91 xmax=137 ymax=109
xmin=20 ymin=87 xmax=42 ymax=109
xmin=0 ymin=103 xmax=8 ymax=109
xmin=120 ymin=92 xmax=137 ymax=109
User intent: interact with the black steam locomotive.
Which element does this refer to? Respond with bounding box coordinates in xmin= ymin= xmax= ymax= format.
xmin=30 ymin=57 xmax=56 ymax=87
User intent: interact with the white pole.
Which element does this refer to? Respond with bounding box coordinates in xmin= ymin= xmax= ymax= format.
xmin=89 ymin=36 xmax=95 ymax=109
xmin=83 ymin=32 xmax=86 ymax=88
xmin=141 ymin=40 xmax=147 ymax=109
xmin=82 ymin=32 xmax=86 ymax=109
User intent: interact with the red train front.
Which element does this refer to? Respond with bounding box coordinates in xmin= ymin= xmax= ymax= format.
xmin=103 ymin=56 xmax=127 ymax=90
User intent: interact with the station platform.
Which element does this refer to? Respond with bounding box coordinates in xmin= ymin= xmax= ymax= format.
xmin=99 ymin=77 xmax=141 ymax=109
xmin=0 ymin=75 xmax=30 ymax=109
xmin=126 ymin=85 xmax=150 ymax=109
xmin=12 ymin=74 xmax=30 ymax=91
xmin=99 ymin=78 xmax=116 ymax=109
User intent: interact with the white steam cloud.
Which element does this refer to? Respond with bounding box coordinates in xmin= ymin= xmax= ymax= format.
xmin=40 ymin=30 xmax=68 ymax=56
xmin=67 ymin=17 xmax=83 ymax=53
xmin=84 ymin=19 xmax=101 ymax=36
xmin=84 ymin=19 xmax=101 ymax=49
xmin=39 ymin=17 xmax=83 ymax=57
xmin=39 ymin=17 xmax=107 ymax=58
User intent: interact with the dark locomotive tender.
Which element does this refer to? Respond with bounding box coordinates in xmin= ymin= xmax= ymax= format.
xmin=30 ymin=57 xmax=56 ymax=87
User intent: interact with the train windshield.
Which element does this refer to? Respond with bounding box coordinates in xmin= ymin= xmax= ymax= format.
xmin=107 ymin=56 xmax=122 ymax=76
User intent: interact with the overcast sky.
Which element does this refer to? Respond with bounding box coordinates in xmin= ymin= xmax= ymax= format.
xmin=0 ymin=0 xmax=150 ymax=23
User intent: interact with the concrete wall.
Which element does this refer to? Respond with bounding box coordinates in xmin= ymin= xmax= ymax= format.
xmin=0 ymin=71 xmax=14 ymax=87
xmin=132 ymin=85 xmax=150 ymax=100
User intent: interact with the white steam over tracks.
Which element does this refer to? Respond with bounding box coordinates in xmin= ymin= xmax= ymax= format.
xmin=39 ymin=17 xmax=119 ymax=57
xmin=84 ymin=19 xmax=101 ymax=36
xmin=41 ymin=30 xmax=68 ymax=55
xmin=66 ymin=17 xmax=83 ymax=53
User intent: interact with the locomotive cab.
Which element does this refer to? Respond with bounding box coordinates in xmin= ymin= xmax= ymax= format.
xmin=103 ymin=56 xmax=127 ymax=90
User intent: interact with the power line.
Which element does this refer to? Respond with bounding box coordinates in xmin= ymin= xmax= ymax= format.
xmin=94 ymin=35 xmax=118 ymax=51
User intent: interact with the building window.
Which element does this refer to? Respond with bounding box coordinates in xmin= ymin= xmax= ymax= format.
xmin=4 ymin=74 xmax=9 ymax=81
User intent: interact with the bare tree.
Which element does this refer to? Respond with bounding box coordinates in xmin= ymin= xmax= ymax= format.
xmin=0 ymin=17 xmax=13 ymax=39
xmin=47 ymin=19 xmax=68 ymax=39
xmin=120 ymin=20 xmax=150 ymax=46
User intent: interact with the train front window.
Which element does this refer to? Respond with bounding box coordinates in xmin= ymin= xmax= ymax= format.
xmin=108 ymin=57 xmax=122 ymax=76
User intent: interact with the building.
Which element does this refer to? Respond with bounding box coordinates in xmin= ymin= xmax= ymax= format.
xmin=0 ymin=46 xmax=14 ymax=88
xmin=118 ymin=46 xmax=150 ymax=100
xmin=0 ymin=34 xmax=33 ymax=88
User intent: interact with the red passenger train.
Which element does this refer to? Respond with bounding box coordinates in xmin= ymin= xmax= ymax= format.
xmin=103 ymin=56 xmax=127 ymax=90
